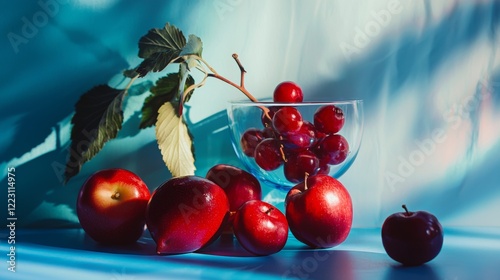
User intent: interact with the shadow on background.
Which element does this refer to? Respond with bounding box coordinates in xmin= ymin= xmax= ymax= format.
xmin=384 ymin=264 xmax=440 ymax=280
xmin=0 ymin=104 xmax=241 ymax=228
xmin=0 ymin=0 xmax=238 ymax=228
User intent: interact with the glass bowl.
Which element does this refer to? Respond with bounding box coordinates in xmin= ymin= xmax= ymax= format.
xmin=226 ymin=100 xmax=363 ymax=191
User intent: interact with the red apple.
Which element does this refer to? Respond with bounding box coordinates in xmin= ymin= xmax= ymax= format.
xmin=145 ymin=175 xmax=230 ymax=255
xmin=205 ymin=164 xmax=262 ymax=212
xmin=382 ymin=205 xmax=443 ymax=266
xmin=232 ymin=200 xmax=288 ymax=255
xmin=76 ymin=168 xmax=151 ymax=244
xmin=285 ymin=174 xmax=352 ymax=248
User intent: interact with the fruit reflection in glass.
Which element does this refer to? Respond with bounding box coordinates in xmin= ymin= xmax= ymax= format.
xmin=227 ymin=100 xmax=363 ymax=191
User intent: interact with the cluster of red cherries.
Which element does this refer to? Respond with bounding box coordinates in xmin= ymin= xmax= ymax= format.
xmin=240 ymin=81 xmax=350 ymax=183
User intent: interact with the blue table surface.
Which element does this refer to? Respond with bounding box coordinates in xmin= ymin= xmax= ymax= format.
xmin=1 ymin=227 xmax=499 ymax=280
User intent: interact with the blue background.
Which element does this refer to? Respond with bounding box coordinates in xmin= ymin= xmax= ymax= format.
xmin=1 ymin=0 xmax=500 ymax=230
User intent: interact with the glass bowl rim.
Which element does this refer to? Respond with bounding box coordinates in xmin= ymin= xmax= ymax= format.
xmin=227 ymin=99 xmax=363 ymax=107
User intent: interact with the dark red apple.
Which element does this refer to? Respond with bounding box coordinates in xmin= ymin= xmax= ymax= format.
xmin=206 ymin=164 xmax=262 ymax=212
xmin=76 ymin=168 xmax=151 ymax=244
xmin=381 ymin=205 xmax=443 ymax=266
xmin=145 ymin=175 xmax=230 ymax=254
xmin=232 ymin=200 xmax=288 ymax=255
xmin=285 ymin=174 xmax=352 ymax=248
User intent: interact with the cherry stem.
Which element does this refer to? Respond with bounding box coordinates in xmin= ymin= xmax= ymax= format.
xmin=304 ymin=173 xmax=310 ymax=190
xmin=111 ymin=192 xmax=120 ymax=200
xmin=279 ymin=144 xmax=287 ymax=162
xmin=208 ymin=73 xmax=257 ymax=101
xmin=402 ymin=204 xmax=410 ymax=215
xmin=167 ymin=53 xmax=272 ymax=121
xmin=207 ymin=54 xmax=271 ymax=120
xmin=265 ymin=207 xmax=275 ymax=215
xmin=232 ymin=53 xmax=246 ymax=88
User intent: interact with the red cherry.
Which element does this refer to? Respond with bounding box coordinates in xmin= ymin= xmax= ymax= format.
xmin=315 ymin=134 xmax=349 ymax=165
xmin=284 ymin=150 xmax=320 ymax=183
xmin=262 ymin=126 xmax=276 ymax=138
xmin=314 ymin=105 xmax=345 ymax=134
xmin=272 ymin=107 xmax=303 ymax=134
xmin=254 ymin=138 xmax=284 ymax=171
xmin=273 ymin=81 xmax=303 ymax=103
xmin=240 ymin=128 xmax=264 ymax=157
xmin=261 ymin=106 xmax=281 ymax=127
xmin=316 ymin=158 xmax=331 ymax=175
xmin=280 ymin=121 xmax=317 ymax=150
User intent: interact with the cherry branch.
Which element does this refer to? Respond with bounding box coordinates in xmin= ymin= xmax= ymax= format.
xmin=121 ymin=74 xmax=139 ymax=101
xmin=177 ymin=53 xmax=272 ymax=122
xmin=205 ymin=54 xmax=272 ymax=122
xmin=207 ymin=73 xmax=259 ymax=102
xmin=232 ymin=53 xmax=246 ymax=88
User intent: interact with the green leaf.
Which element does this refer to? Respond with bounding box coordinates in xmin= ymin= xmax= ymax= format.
xmin=135 ymin=53 xmax=178 ymax=77
xmin=180 ymin=34 xmax=203 ymax=57
xmin=123 ymin=68 xmax=139 ymax=78
xmin=136 ymin=23 xmax=187 ymax=76
xmin=140 ymin=73 xmax=195 ymax=129
xmin=155 ymin=102 xmax=196 ymax=177
xmin=138 ymin=23 xmax=186 ymax=59
xmin=65 ymin=85 xmax=126 ymax=183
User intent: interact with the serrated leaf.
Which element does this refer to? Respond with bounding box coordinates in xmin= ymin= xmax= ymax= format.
xmin=135 ymin=53 xmax=182 ymax=77
xmin=136 ymin=23 xmax=186 ymax=76
xmin=155 ymin=102 xmax=195 ymax=177
xmin=180 ymin=34 xmax=203 ymax=57
xmin=138 ymin=23 xmax=186 ymax=59
xmin=65 ymin=85 xmax=125 ymax=183
xmin=123 ymin=68 xmax=139 ymax=78
xmin=140 ymin=73 xmax=195 ymax=128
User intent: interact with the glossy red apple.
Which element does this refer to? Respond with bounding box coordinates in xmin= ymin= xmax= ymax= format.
xmin=285 ymin=174 xmax=352 ymax=248
xmin=145 ymin=175 xmax=230 ymax=255
xmin=76 ymin=168 xmax=151 ymax=244
xmin=233 ymin=200 xmax=288 ymax=255
xmin=381 ymin=205 xmax=443 ymax=266
xmin=206 ymin=164 xmax=262 ymax=212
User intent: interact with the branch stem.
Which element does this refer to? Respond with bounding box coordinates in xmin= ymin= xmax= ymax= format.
xmin=125 ymin=75 xmax=139 ymax=91
xmin=232 ymin=53 xmax=246 ymax=88
xmin=176 ymin=54 xmax=272 ymax=122
xmin=206 ymin=54 xmax=272 ymax=122
xmin=207 ymin=73 xmax=258 ymax=102
xmin=120 ymin=74 xmax=139 ymax=102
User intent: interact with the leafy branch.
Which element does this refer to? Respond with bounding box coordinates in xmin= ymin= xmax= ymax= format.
xmin=65 ymin=22 xmax=260 ymax=183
